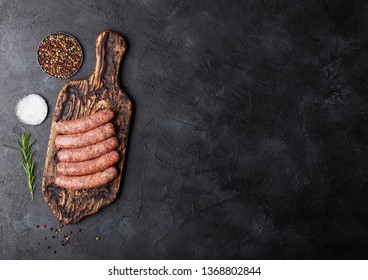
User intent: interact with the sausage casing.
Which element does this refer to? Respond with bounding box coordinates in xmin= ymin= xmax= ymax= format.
xmin=57 ymin=150 xmax=120 ymax=176
xmin=55 ymin=123 xmax=115 ymax=149
xmin=55 ymin=108 xmax=114 ymax=134
xmin=55 ymin=166 xmax=118 ymax=190
xmin=57 ymin=137 xmax=119 ymax=162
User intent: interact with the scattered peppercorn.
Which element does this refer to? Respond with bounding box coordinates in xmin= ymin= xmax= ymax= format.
xmin=36 ymin=223 xmax=85 ymax=250
xmin=37 ymin=33 xmax=83 ymax=79
xmin=53 ymin=250 xmax=56 ymax=254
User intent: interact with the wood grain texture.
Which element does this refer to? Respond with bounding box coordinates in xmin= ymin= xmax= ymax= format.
xmin=42 ymin=30 xmax=132 ymax=224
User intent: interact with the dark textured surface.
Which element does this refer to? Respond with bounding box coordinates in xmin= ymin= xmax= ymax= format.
xmin=0 ymin=0 xmax=367 ymax=259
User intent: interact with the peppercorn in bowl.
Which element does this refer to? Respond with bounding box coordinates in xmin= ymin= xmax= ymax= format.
xmin=37 ymin=32 xmax=83 ymax=79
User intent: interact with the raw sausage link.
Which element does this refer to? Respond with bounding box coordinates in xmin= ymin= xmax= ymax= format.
xmin=55 ymin=166 xmax=118 ymax=190
xmin=55 ymin=123 xmax=115 ymax=149
xmin=57 ymin=137 xmax=119 ymax=162
xmin=57 ymin=150 xmax=120 ymax=176
xmin=55 ymin=108 xmax=114 ymax=134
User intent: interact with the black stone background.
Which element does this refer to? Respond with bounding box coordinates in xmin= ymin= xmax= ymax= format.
xmin=0 ymin=0 xmax=367 ymax=259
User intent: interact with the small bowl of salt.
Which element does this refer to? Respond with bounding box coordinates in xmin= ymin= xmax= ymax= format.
xmin=15 ymin=94 xmax=48 ymax=125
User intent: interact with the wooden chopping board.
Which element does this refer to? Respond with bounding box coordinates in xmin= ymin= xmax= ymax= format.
xmin=42 ymin=30 xmax=132 ymax=224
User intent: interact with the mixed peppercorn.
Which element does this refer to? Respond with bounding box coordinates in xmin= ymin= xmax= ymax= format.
xmin=37 ymin=33 xmax=83 ymax=79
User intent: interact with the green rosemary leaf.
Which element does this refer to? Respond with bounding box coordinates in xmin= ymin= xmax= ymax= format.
xmin=18 ymin=133 xmax=36 ymax=199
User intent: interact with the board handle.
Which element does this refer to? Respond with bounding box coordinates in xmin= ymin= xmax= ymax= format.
xmin=90 ymin=30 xmax=127 ymax=86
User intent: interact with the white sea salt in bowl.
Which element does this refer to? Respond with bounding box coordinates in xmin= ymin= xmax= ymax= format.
xmin=15 ymin=94 xmax=48 ymax=125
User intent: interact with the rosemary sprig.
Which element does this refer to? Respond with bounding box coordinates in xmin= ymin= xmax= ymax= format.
xmin=18 ymin=133 xmax=36 ymax=199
